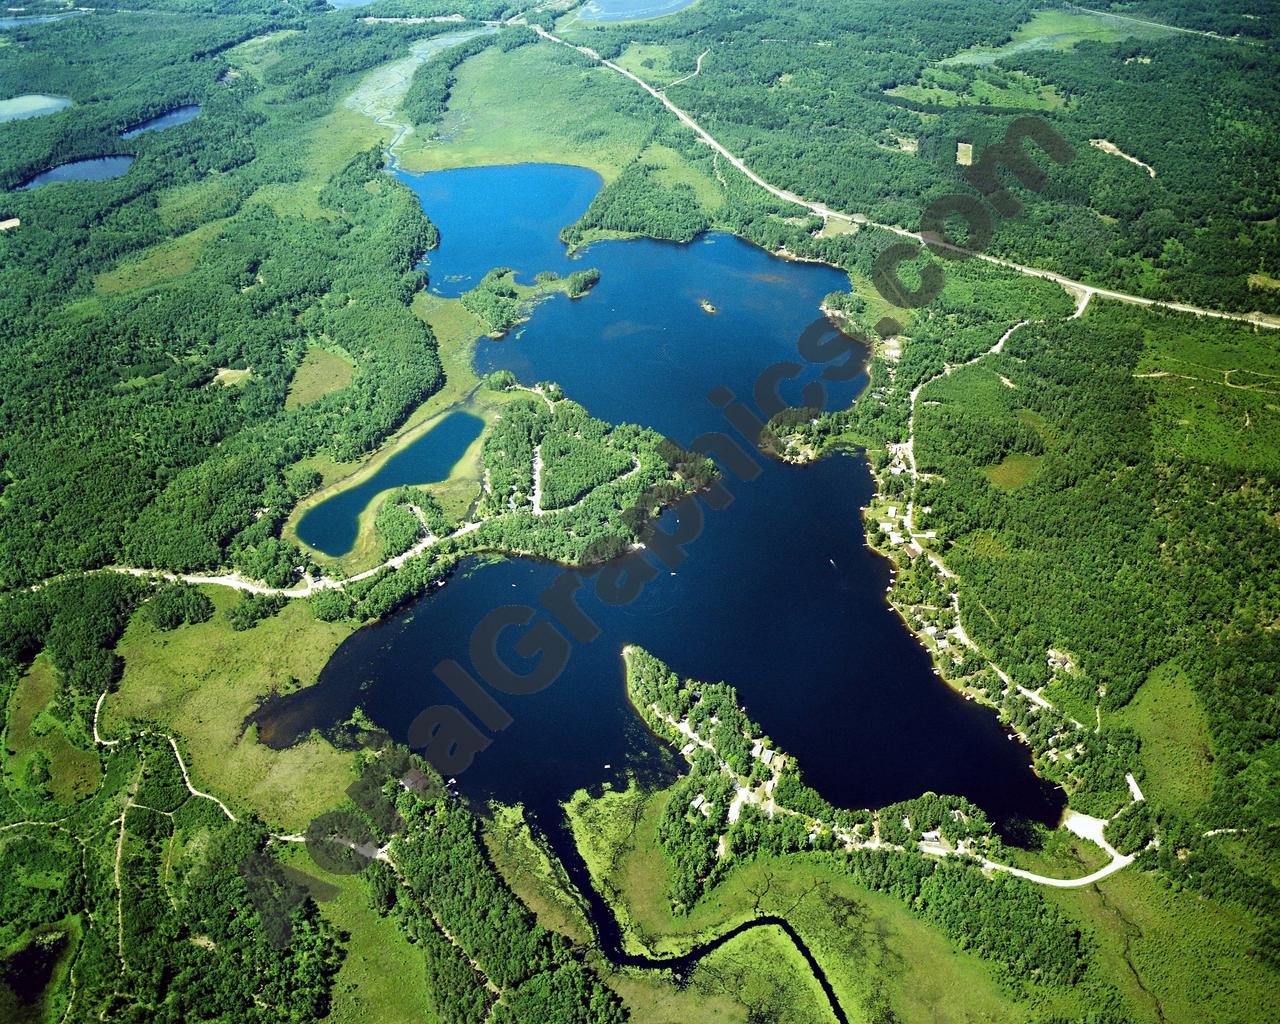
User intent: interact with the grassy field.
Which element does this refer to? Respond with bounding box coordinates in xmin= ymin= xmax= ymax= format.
xmin=2 ymin=658 xmax=101 ymax=804
xmin=285 ymin=345 xmax=354 ymax=410
xmin=612 ymin=42 xmax=683 ymax=88
xmin=997 ymin=822 xmax=1110 ymax=877
xmin=395 ymin=43 xmax=658 ymax=180
xmin=687 ymin=925 xmax=837 ymax=1024
xmin=224 ymin=29 xmax=302 ymax=82
xmin=93 ymin=217 xmax=231 ymax=294
xmin=1114 ymin=661 xmax=1212 ymax=818
xmin=888 ymin=67 xmax=1065 ymax=110
xmin=278 ymin=844 xmax=439 ymax=1024
xmin=1047 ymin=868 xmax=1280 ymax=1024
xmin=942 ymin=9 xmax=1181 ymax=65
xmin=983 ymin=451 xmax=1043 ymax=490
xmin=106 ymin=587 xmax=356 ymax=832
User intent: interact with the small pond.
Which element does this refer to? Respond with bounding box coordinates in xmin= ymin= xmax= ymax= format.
xmin=296 ymin=410 xmax=485 ymax=557
xmin=120 ymin=105 xmax=200 ymax=138
xmin=0 ymin=94 xmax=72 ymax=123
xmin=16 ymin=155 xmax=134 ymax=191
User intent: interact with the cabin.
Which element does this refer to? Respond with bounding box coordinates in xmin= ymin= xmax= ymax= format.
xmin=0 ymin=218 xmax=19 ymax=232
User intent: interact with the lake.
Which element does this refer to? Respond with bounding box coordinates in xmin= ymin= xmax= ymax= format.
xmin=0 ymin=94 xmax=72 ymax=123
xmin=296 ymin=410 xmax=484 ymax=557
xmin=257 ymin=162 xmax=1063 ymax=837
xmin=397 ymin=163 xmax=601 ymax=297
xmin=16 ymin=156 xmax=134 ymax=191
xmin=121 ymin=105 xmax=200 ymax=138
xmin=580 ymin=0 xmax=700 ymax=22
xmin=0 ymin=12 xmax=84 ymax=28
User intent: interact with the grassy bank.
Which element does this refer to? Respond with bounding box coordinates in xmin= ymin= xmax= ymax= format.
xmin=105 ymin=587 xmax=356 ymax=832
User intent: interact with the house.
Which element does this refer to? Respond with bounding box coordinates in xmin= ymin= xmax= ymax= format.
xmin=761 ymin=749 xmax=775 ymax=766
xmin=690 ymin=794 xmax=706 ymax=811
xmin=921 ymin=829 xmax=942 ymax=843
xmin=0 ymin=218 xmax=19 ymax=231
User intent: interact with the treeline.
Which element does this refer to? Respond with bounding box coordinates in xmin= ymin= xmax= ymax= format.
xmin=568 ymin=0 xmax=1279 ymax=312
xmin=461 ymin=268 xmax=524 ymax=333
xmin=0 ymin=574 xmax=146 ymax=738
xmin=375 ymin=486 xmax=453 ymax=558
xmin=401 ymin=26 xmax=536 ymax=130
xmin=832 ymin=849 xmax=1088 ymax=985
xmin=469 ymin=395 xmax=697 ymax=563
xmin=562 ymin=160 xmax=711 ymax=247
xmin=1 ymin=731 xmax=343 ymax=1021
xmin=0 ymin=140 xmax=444 ymax=585
xmin=386 ymin=791 xmax=626 ymax=1024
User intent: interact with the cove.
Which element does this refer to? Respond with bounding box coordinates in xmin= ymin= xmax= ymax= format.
xmin=121 ymin=105 xmax=200 ymax=138
xmin=296 ymin=410 xmax=484 ymax=557
xmin=259 ymin=162 xmax=1064 ymax=837
xmin=16 ymin=156 xmax=133 ymax=191
xmin=397 ymin=163 xmax=601 ymax=298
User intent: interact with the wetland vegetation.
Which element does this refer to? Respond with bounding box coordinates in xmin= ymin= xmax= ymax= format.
xmin=0 ymin=0 xmax=1276 ymax=1021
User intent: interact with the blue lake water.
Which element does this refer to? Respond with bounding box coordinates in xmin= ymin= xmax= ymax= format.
xmin=396 ymin=163 xmax=601 ymax=297
xmin=296 ymin=410 xmax=484 ymax=557
xmin=258 ymin=162 xmax=1063 ymax=838
xmin=581 ymin=0 xmax=699 ymax=21
xmin=16 ymin=155 xmax=134 ymax=191
xmin=0 ymin=11 xmax=84 ymax=28
xmin=121 ymin=104 xmax=200 ymax=138
xmin=0 ymin=94 xmax=72 ymax=123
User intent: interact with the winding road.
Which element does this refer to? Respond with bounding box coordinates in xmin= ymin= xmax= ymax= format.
xmin=529 ymin=25 xmax=1280 ymax=331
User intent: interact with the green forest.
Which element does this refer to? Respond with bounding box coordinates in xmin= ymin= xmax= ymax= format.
xmin=1 ymin=0 xmax=1277 ymax=1021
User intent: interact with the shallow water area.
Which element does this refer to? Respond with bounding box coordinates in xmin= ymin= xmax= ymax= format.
xmin=0 ymin=93 xmax=71 ymax=123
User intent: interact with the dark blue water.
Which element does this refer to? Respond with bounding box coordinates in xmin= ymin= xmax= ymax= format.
xmin=121 ymin=105 xmax=200 ymax=138
xmin=16 ymin=155 xmax=134 ymax=190
xmin=258 ymin=163 xmax=1062 ymax=833
xmin=396 ymin=163 xmax=601 ymax=297
xmin=581 ymin=0 xmax=699 ymax=21
xmin=297 ymin=410 xmax=484 ymax=557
